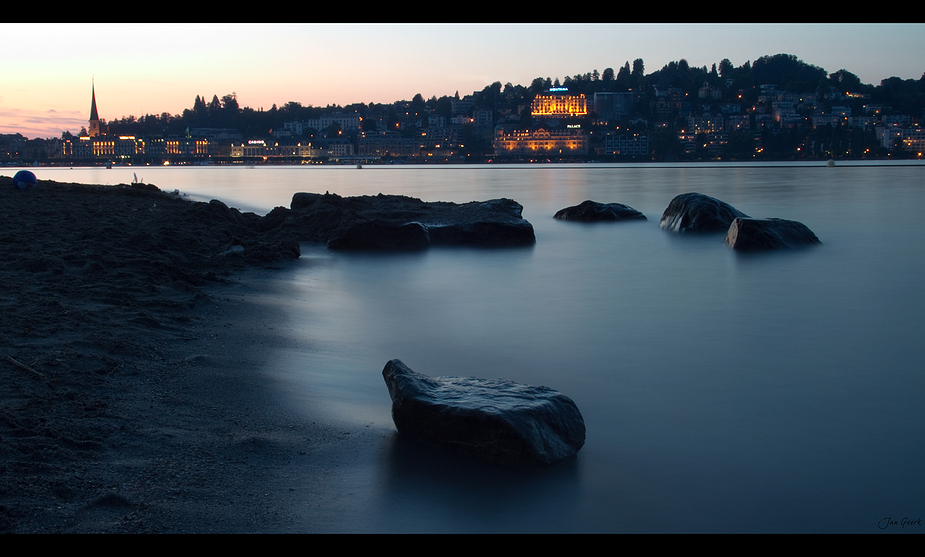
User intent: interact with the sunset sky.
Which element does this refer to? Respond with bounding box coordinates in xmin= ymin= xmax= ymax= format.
xmin=2 ymin=23 xmax=924 ymax=139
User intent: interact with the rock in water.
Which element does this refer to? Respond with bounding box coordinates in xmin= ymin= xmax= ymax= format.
xmin=554 ymin=200 xmax=647 ymax=222
xmin=382 ymin=359 xmax=586 ymax=466
xmin=327 ymin=220 xmax=430 ymax=250
xmin=724 ymin=217 xmax=821 ymax=251
xmin=285 ymin=193 xmax=535 ymax=250
xmin=660 ymin=192 xmax=749 ymax=233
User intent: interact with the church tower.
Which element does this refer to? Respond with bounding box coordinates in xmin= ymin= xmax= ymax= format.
xmin=88 ymin=79 xmax=101 ymax=137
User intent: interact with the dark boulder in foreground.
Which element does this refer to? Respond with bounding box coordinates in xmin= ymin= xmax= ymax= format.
xmin=554 ymin=200 xmax=647 ymax=222
xmin=724 ymin=217 xmax=821 ymax=251
xmin=659 ymin=192 xmax=749 ymax=233
xmin=382 ymin=359 xmax=586 ymax=466
xmin=326 ymin=220 xmax=430 ymax=250
xmin=283 ymin=192 xmax=535 ymax=250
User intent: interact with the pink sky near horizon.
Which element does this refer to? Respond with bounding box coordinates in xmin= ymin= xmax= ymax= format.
xmin=2 ymin=23 xmax=923 ymax=140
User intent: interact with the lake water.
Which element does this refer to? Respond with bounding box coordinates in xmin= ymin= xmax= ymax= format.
xmin=15 ymin=162 xmax=925 ymax=532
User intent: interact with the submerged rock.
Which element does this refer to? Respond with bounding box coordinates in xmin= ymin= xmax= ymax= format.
xmin=554 ymin=200 xmax=647 ymax=222
xmin=660 ymin=192 xmax=749 ymax=233
xmin=284 ymin=193 xmax=535 ymax=250
xmin=382 ymin=359 xmax=586 ymax=466
xmin=724 ymin=217 xmax=821 ymax=251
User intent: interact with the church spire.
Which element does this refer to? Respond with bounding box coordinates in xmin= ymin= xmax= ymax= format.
xmin=89 ymin=78 xmax=101 ymax=137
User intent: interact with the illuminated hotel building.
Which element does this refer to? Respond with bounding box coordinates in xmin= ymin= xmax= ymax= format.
xmin=531 ymin=89 xmax=588 ymax=119
xmin=494 ymin=127 xmax=589 ymax=156
xmin=230 ymin=140 xmax=320 ymax=160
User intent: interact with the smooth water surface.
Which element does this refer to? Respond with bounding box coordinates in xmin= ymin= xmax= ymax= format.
xmin=18 ymin=163 xmax=925 ymax=532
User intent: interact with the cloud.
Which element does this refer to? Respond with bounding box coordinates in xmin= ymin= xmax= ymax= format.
xmin=0 ymin=107 xmax=87 ymax=139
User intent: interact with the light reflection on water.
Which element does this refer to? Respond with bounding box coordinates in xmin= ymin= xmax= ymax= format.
xmin=19 ymin=163 xmax=925 ymax=532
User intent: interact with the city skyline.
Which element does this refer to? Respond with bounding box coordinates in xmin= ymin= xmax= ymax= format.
xmin=3 ymin=23 xmax=924 ymax=140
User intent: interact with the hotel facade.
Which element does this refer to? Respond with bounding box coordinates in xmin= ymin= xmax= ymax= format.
xmin=530 ymin=90 xmax=588 ymax=119
xmin=494 ymin=127 xmax=589 ymax=156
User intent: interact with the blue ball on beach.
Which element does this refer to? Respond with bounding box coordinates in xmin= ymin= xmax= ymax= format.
xmin=12 ymin=170 xmax=37 ymax=190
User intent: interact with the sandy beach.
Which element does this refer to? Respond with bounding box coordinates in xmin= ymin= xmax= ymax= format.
xmin=0 ymin=175 xmax=377 ymax=533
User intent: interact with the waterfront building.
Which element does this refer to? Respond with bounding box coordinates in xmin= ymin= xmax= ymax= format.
xmin=0 ymin=133 xmax=27 ymax=160
xmin=314 ymin=138 xmax=355 ymax=157
xmin=230 ymin=140 xmax=320 ymax=160
xmin=877 ymin=126 xmax=925 ymax=153
xmin=357 ymin=131 xmax=419 ymax=157
xmin=493 ymin=127 xmax=589 ymax=155
xmin=603 ymin=133 xmax=649 ymax=156
xmin=677 ymin=131 xmax=698 ymax=155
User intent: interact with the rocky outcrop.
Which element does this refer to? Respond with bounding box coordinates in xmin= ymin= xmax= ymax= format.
xmin=382 ymin=359 xmax=586 ymax=466
xmin=724 ymin=217 xmax=821 ymax=251
xmin=327 ymin=220 xmax=430 ymax=250
xmin=659 ymin=192 xmax=749 ymax=233
xmin=277 ymin=192 xmax=535 ymax=250
xmin=554 ymin=200 xmax=646 ymax=222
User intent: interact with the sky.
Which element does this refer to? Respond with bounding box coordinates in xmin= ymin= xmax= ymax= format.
xmin=2 ymin=23 xmax=924 ymax=139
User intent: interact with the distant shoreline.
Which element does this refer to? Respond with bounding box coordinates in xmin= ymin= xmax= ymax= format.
xmin=5 ymin=158 xmax=925 ymax=170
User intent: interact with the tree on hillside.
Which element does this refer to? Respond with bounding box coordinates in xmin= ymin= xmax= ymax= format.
xmin=411 ymin=93 xmax=425 ymax=115
xmin=830 ymin=69 xmax=861 ymax=89
xmin=632 ymin=58 xmax=644 ymax=77
xmin=475 ymin=81 xmax=503 ymax=112
xmin=221 ymin=93 xmax=239 ymax=113
xmin=193 ymin=95 xmax=207 ymax=118
xmin=434 ymin=95 xmax=453 ymax=118
xmin=528 ymin=77 xmax=552 ymax=96
xmin=649 ymin=127 xmax=682 ymax=160
xmin=616 ymin=62 xmax=631 ymax=88
xmin=876 ymin=76 xmax=924 ymax=116
xmin=751 ymin=54 xmax=826 ymax=92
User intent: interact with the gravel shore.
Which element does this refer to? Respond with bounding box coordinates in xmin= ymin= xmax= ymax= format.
xmin=0 ymin=176 xmax=367 ymax=533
